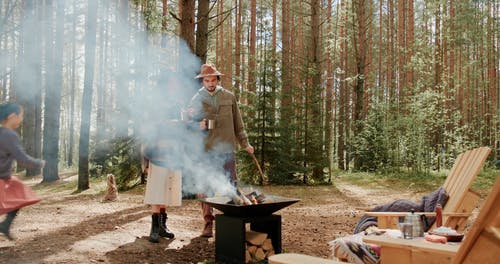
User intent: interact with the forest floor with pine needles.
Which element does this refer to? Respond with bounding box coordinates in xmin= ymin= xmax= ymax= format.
xmin=0 ymin=172 xmax=468 ymax=263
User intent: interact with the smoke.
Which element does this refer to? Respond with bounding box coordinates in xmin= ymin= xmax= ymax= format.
xmin=0 ymin=0 xmax=237 ymax=197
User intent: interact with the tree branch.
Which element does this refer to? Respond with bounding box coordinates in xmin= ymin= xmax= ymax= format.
xmin=169 ymin=11 xmax=181 ymax=22
xmin=207 ymin=6 xmax=236 ymax=34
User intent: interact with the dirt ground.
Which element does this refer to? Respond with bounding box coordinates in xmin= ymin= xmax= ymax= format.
xmin=0 ymin=174 xmax=419 ymax=264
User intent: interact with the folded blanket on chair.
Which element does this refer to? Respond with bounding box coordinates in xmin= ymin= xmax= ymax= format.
xmin=353 ymin=186 xmax=449 ymax=234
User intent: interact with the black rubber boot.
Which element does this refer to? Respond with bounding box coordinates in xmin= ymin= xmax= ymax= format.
xmin=0 ymin=209 xmax=19 ymax=241
xmin=148 ymin=213 xmax=160 ymax=243
xmin=159 ymin=212 xmax=175 ymax=239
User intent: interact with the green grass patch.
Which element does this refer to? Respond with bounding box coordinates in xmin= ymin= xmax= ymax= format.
xmin=339 ymin=171 xmax=446 ymax=193
xmin=338 ymin=169 xmax=499 ymax=195
xmin=30 ymin=174 xmax=110 ymax=196
xmin=472 ymin=168 xmax=500 ymax=194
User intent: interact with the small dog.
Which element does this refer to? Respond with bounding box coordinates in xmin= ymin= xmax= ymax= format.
xmin=102 ymin=174 xmax=118 ymax=202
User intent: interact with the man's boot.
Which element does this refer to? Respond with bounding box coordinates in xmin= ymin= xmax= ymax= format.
xmin=201 ymin=203 xmax=214 ymax=237
xmin=159 ymin=210 xmax=175 ymax=239
xmin=149 ymin=213 xmax=160 ymax=243
xmin=0 ymin=209 xmax=19 ymax=241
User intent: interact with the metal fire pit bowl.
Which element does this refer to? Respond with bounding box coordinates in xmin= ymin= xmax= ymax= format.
xmin=199 ymin=195 xmax=300 ymax=217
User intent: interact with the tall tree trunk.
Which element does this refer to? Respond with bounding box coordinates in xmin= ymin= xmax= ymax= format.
xmin=433 ymin=2 xmax=442 ymax=148
xmin=434 ymin=3 xmax=442 ymax=92
xmin=218 ymin=0 xmax=232 ymax=89
xmin=16 ymin=0 xmax=42 ymax=176
xmin=114 ymin=0 xmax=129 ymax=138
xmin=161 ymin=0 xmax=168 ymax=48
xmin=450 ymin=0 xmax=457 ymax=112
xmin=67 ymin=0 xmax=77 ymax=167
xmin=352 ymin=0 xmax=369 ymax=171
xmin=247 ymin=0 xmax=257 ymax=107
xmin=280 ymin=0 xmax=291 ymax=123
xmin=95 ymin=0 xmax=110 ymax=172
xmin=397 ymin=0 xmax=405 ymax=109
xmin=234 ymin=0 xmax=242 ymax=99
xmin=78 ymin=0 xmax=98 ymax=191
xmin=42 ymin=0 xmax=64 ymax=182
xmin=486 ymin=1 xmax=496 ymax=149
xmin=98 ymin=0 xmax=110 ymax=140
xmin=309 ymin=0 xmax=323 ymax=179
xmin=270 ymin=0 xmax=277 ymax=122
xmin=337 ymin=0 xmax=348 ymax=170
xmin=179 ymin=0 xmax=195 ymax=53
xmin=195 ymin=0 xmax=209 ymax=63
xmin=377 ymin=0 xmax=383 ymax=98
xmin=406 ymin=0 xmax=414 ymax=92
xmin=280 ymin=0 xmax=294 ymax=178
xmin=388 ymin=0 xmax=395 ymax=101
xmin=330 ymin=0 xmax=340 ymax=178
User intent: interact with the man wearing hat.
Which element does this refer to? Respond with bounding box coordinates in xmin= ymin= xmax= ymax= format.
xmin=188 ymin=63 xmax=254 ymax=237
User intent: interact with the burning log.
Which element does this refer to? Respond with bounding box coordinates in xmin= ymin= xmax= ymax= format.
xmin=231 ymin=188 xmax=267 ymax=205
xmin=237 ymin=188 xmax=253 ymax=205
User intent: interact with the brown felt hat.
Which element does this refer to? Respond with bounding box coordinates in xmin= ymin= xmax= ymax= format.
xmin=195 ymin=63 xmax=224 ymax=79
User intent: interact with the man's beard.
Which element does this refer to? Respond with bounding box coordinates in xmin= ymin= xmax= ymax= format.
xmin=206 ymin=86 xmax=216 ymax=92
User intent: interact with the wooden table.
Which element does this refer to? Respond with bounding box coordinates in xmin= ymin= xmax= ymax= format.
xmin=363 ymin=235 xmax=460 ymax=264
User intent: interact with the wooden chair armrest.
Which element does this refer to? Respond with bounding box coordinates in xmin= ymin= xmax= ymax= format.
xmin=363 ymin=212 xmax=471 ymax=229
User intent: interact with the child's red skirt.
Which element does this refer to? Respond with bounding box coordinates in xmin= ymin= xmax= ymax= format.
xmin=0 ymin=177 xmax=41 ymax=214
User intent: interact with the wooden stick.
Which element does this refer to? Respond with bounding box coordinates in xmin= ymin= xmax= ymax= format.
xmin=250 ymin=153 xmax=268 ymax=185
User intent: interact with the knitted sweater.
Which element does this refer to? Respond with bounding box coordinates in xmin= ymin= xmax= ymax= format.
xmin=0 ymin=127 xmax=43 ymax=179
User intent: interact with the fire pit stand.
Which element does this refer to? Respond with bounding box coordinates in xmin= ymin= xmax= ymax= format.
xmin=200 ymin=195 xmax=299 ymax=264
xmin=215 ymin=214 xmax=281 ymax=264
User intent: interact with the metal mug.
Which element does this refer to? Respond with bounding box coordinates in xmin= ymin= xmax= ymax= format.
xmin=181 ymin=111 xmax=188 ymax=121
xmin=207 ymin=119 xmax=216 ymax=130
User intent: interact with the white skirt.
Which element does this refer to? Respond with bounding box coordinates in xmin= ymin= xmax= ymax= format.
xmin=144 ymin=163 xmax=182 ymax=206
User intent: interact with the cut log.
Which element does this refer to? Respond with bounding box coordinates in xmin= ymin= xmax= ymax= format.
xmin=247 ymin=245 xmax=257 ymax=255
xmin=262 ymin=238 xmax=274 ymax=251
xmin=245 ymin=250 xmax=252 ymax=263
xmin=246 ymin=230 xmax=268 ymax=246
xmin=236 ymin=188 xmax=253 ymax=205
xmin=254 ymin=247 xmax=266 ymax=261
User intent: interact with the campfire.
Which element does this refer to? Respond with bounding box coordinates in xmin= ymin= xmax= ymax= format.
xmin=230 ymin=188 xmax=267 ymax=205
xmin=200 ymin=190 xmax=298 ymax=218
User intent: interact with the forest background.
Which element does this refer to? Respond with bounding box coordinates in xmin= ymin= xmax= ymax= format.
xmin=0 ymin=0 xmax=499 ymax=191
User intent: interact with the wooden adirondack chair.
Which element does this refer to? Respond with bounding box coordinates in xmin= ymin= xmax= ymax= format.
xmin=451 ymin=172 xmax=500 ymax=263
xmin=364 ymin=146 xmax=491 ymax=232
xmin=272 ymin=147 xmax=492 ymax=264
xmin=363 ymin=173 xmax=500 ymax=264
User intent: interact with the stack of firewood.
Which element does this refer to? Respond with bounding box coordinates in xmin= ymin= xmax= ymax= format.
xmin=245 ymin=230 xmax=275 ymax=263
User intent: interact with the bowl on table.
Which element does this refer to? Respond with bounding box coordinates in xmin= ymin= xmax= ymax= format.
xmin=428 ymin=231 xmax=464 ymax=242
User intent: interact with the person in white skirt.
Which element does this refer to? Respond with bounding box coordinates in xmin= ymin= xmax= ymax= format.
xmin=142 ymin=121 xmax=183 ymax=243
